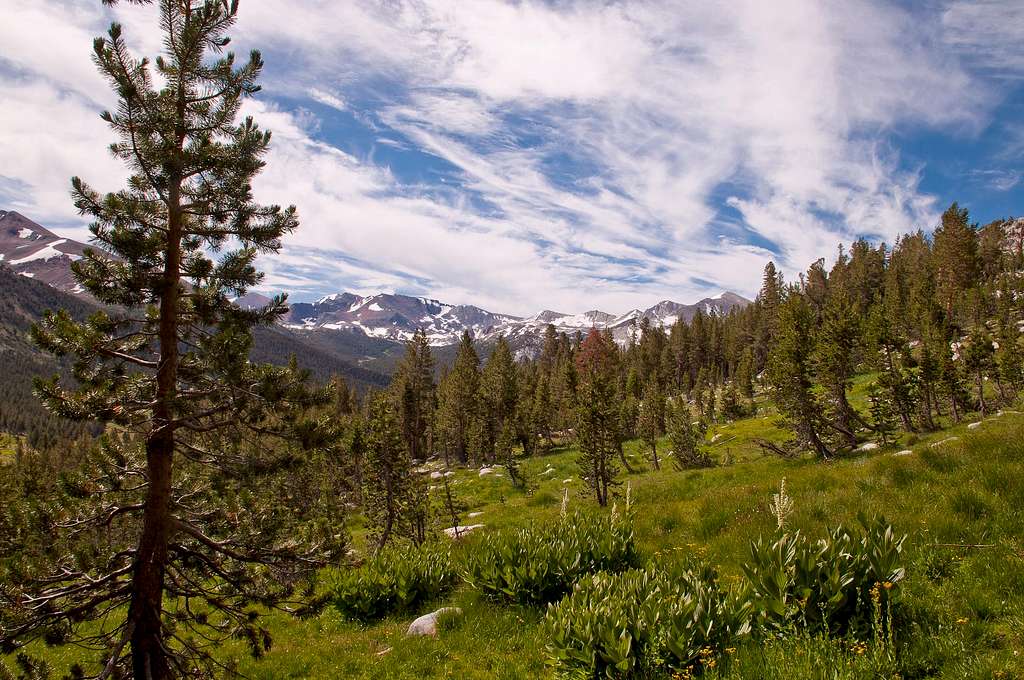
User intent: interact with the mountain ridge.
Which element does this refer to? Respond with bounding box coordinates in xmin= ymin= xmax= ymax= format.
xmin=2 ymin=208 xmax=752 ymax=354
xmin=281 ymin=289 xmax=752 ymax=347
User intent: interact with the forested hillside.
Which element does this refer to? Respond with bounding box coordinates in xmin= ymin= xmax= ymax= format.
xmin=0 ymin=265 xmax=387 ymax=449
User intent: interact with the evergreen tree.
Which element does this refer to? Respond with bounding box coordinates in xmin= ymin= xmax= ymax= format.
xmin=735 ymin=347 xmax=756 ymax=399
xmin=766 ymin=293 xmax=832 ymax=459
xmin=666 ymin=398 xmax=712 ymax=469
xmin=962 ymin=325 xmax=995 ymax=415
xmin=637 ymin=380 xmax=665 ymax=470
xmin=363 ymin=392 xmax=415 ymax=552
xmin=866 ymin=382 xmax=897 ymax=445
xmin=495 ymin=421 xmax=525 ymax=489
xmin=331 ymin=375 xmax=356 ymax=417
xmin=481 ymin=336 xmax=517 ymax=462
xmin=812 ymin=290 xmax=861 ymax=449
xmin=574 ymin=330 xmax=621 ymax=505
xmin=865 ymin=303 xmax=918 ymax=432
xmin=939 ymin=341 xmax=968 ymax=423
xmin=530 ymin=369 xmax=553 ymax=450
xmin=436 ymin=331 xmax=480 ymax=464
xmin=3 ymin=3 xmax=342 ymax=675
xmin=933 ymin=202 xmax=979 ymax=322
xmin=392 ymin=330 xmax=435 ymax=462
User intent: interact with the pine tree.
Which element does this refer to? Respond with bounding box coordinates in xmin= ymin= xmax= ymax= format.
xmin=331 ymin=375 xmax=355 ymax=417
xmin=939 ymin=341 xmax=967 ymax=423
xmin=812 ymin=290 xmax=861 ymax=449
xmin=481 ymin=336 xmax=517 ymax=462
xmin=866 ymin=382 xmax=897 ymax=445
xmin=495 ymin=421 xmax=525 ymax=489
xmin=865 ymin=303 xmax=918 ymax=432
xmin=393 ymin=330 xmax=435 ymax=462
xmin=933 ymin=202 xmax=979 ymax=322
xmin=962 ymin=325 xmax=995 ymax=415
xmin=436 ymin=331 xmax=480 ymax=464
xmin=766 ymin=293 xmax=832 ymax=459
xmin=530 ymin=369 xmax=553 ymax=450
xmin=637 ymin=380 xmax=665 ymax=470
xmin=735 ymin=347 xmax=756 ymax=399
xmin=666 ymin=398 xmax=712 ymax=469
xmin=574 ymin=330 xmax=621 ymax=505
xmin=363 ymin=392 xmax=415 ymax=553
xmin=3 ymin=3 xmax=341 ymax=675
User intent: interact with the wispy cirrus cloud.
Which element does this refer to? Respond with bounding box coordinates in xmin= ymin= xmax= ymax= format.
xmin=0 ymin=0 xmax=1021 ymax=315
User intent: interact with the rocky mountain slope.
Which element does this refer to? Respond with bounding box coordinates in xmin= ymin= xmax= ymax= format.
xmin=0 ymin=211 xmax=95 ymax=295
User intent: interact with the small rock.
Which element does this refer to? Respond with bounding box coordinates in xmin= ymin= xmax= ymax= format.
xmin=443 ymin=524 xmax=484 ymax=538
xmin=892 ymin=449 xmax=913 ymax=457
xmin=430 ymin=471 xmax=444 ymax=479
xmin=406 ymin=607 xmax=462 ymax=637
xmin=967 ymin=422 xmax=982 ymax=430
xmin=857 ymin=442 xmax=879 ymax=451
xmin=478 ymin=466 xmax=495 ymax=477
xmin=468 ymin=511 xmax=483 ymax=518
xmin=444 ymin=471 xmax=455 ymax=477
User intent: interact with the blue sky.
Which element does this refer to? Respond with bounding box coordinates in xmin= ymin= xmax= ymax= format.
xmin=0 ymin=0 xmax=1021 ymax=315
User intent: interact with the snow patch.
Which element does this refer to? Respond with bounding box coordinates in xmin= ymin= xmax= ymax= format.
xmin=10 ymin=239 xmax=69 ymax=265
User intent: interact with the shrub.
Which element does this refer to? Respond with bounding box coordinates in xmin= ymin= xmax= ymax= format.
xmin=544 ymin=565 xmax=751 ymax=678
xmin=741 ymin=515 xmax=906 ymax=638
xmin=544 ymin=569 xmax=665 ymax=678
xmin=464 ymin=509 xmax=640 ymax=605
xmin=331 ymin=544 xmax=457 ymax=622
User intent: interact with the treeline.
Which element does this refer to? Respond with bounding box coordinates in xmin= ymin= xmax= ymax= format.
xmin=336 ymin=203 xmax=1024 ymax=544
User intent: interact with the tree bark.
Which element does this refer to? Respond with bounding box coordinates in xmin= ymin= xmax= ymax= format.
xmin=130 ymin=69 xmax=186 ymax=676
xmin=129 ymin=193 xmax=181 ymax=680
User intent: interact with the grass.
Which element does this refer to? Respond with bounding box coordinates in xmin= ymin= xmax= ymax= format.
xmin=0 ymin=433 xmax=20 ymax=464
xmin=8 ymin=393 xmax=1024 ymax=679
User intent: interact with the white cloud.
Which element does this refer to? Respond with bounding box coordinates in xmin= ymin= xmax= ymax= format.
xmin=0 ymin=0 xmax=1013 ymax=316
xmin=942 ymin=0 xmax=1024 ymax=77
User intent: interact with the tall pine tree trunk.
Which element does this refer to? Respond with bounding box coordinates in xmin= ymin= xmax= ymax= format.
xmin=130 ymin=179 xmax=182 ymax=679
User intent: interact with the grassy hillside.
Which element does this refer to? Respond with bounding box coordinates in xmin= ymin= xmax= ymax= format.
xmin=15 ymin=398 xmax=1024 ymax=679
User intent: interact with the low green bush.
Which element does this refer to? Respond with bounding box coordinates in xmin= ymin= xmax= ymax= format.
xmin=464 ymin=509 xmax=640 ymax=605
xmin=543 ymin=518 xmax=905 ymax=678
xmin=741 ymin=514 xmax=905 ymax=638
xmin=544 ymin=569 xmax=665 ymax=678
xmin=544 ymin=565 xmax=751 ymax=678
xmin=331 ymin=544 xmax=457 ymax=622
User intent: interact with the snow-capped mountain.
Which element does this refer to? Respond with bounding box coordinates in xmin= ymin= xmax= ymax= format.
xmin=1 ymin=208 xmax=751 ymax=350
xmin=283 ymin=293 xmax=523 ymax=345
xmin=0 ymin=211 xmax=94 ymax=295
xmin=282 ymin=290 xmax=750 ymax=347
